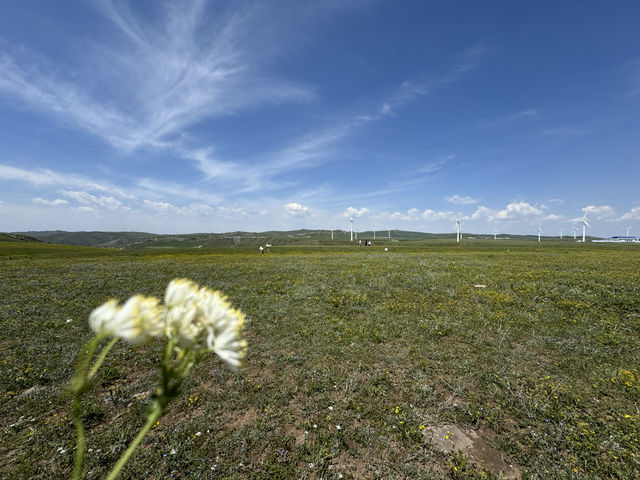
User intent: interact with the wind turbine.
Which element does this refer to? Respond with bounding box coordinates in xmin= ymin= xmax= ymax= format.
xmin=624 ymin=226 xmax=632 ymax=237
xmin=492 ymin=227 xmax=498 ymax=240
xmin=572 ymin=227 xmax=577 ymax=240
xmin=331 ymin=227 xmax=334 ymax=240
xmin=576 ymin=212 xmax=591 ymax=243
xmin=559 ymin=228 xmax=565 ymax=239
xmin=373 ymin=229 xmax=376 ymax=239
xmin=350 ymin=218 xmax=354 ymax=242
xmin=455 ymin=218 xmax=463 ymax=242
xmin=537 ymin=225 xmax=543 ymax=242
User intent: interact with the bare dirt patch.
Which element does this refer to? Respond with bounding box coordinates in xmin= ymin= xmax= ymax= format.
xmin=331 ymin=450 xmax=370 ymax=479
xmin=423 ymin=424 xmax=521 ymax=479
xmin=227 ymin=408 xmax=259 ymax=430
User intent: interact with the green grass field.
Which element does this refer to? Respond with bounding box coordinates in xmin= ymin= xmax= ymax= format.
xmin=1 ymin=240 xmax=639 ymax=479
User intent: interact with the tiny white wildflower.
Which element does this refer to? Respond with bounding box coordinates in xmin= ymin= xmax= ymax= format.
xmin=336 ymin=425 xmax=341 ymax=430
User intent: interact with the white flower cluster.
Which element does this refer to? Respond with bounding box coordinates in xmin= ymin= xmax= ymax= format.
xmin=89 ymin=279 xmax=247 ymax=369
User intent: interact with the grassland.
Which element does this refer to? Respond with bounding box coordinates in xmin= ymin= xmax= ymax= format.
xmin=0 ymin=239 xmax=638 ymax=479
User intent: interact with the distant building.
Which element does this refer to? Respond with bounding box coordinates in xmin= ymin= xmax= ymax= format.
xmin=592 ymin=236 xmax=640 ymax=243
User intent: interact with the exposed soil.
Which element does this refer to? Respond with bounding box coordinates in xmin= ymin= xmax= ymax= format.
xmin=422 ymin=423 xmax=521 ymax=479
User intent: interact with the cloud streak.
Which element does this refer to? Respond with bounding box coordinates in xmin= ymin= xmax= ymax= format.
xmin=446 ymin=194 xmax=479 ymax=205
xmin=0 ymin=1 xmax=314 ymax=153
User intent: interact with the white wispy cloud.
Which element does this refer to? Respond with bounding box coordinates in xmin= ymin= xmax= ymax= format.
xmin=377 ymin=208 xmax=454 ymax=223
xmin=142 ymin=199 xmax=214 ymax=216
xmin=582 ymin=205 xmax=616 ymax=220
xmin=0 ymin=1 xmax=314 ymax=153
xmin=0 ymin=164 xmax=136 ymax=200
xmin=284 ymin=202 xmax=310 ymax=217
xmin=471 ymin=201 xmax=544 ymax=222
xmin=216 ymin=205 xmax=249 ymax=219
xmin=226 ymin=43 xmax=484 ymax=192
xmin=421 ymin=209 xmax=456 ymax=221
xmin=619 ymin=206 xmax=640 ymax=220
xmin=136 ymin=178 xmax=222 ymax=205
xmin=32 ymin=197 xmax=68 ymax=206
xmin=541 ymin=126 xmax=589 ymax=136
xmin=445 ymin=194 xmax=479 ymax=205
xmin=480 ymin=108 xmax=539 ymax=127
xmin=60 ymin=190 xmax=128 ymax=211
xmin=342 ymin=206 xmax=369 ymax=219
xmin=451 ymin=42 xmax=487 ymax=75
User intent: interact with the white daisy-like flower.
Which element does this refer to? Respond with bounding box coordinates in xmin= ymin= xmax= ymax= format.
xmin=87 ymin=278 xmax=247 ymax=369
xmin=88 ymin=299 xmax=120 ymax=334
xmin=199 ymin=287 xmax=247 ymax=369
xmin=89 ymin=295 xmax=163 ymax=344
xmin=165 ymin=278 xmax=199 ymax=307
xmin=163 ymin=280 xmax=247 ymax=369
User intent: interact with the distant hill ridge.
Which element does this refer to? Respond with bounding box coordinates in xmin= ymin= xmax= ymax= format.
xmin=16 ymin=231 xmax=157 ymax=247
xmin=10 ymin=229 xmax=575 ymax=249
xmin=0 ymin=233 xmax=43 ymax=243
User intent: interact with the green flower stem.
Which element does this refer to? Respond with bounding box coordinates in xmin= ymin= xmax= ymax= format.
xmin=87 ymin=337 xmax=118 ymax=381
xmin=71 ymin=335 xmax=106 ymax=480
xmin=105 ymin=402 xmax=164 ymax=480
xmin=71 ymin=391 xmax=87 ymax=480
xmin=106 ymin=344 xmax=195 ymax=480
xmin=71 ymin=336 xmax=103 ymax=394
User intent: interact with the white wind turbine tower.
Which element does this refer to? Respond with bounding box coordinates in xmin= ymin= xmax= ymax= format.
xmin=492 ymin=227 xmax=498 ymax=240
xmin=455 ymin=218 xmax=463 ymax=242
xmin=350 ymin=218 xmax=354 ymax=242
xmin=572 ymin=227 xmax=577 ymax=240
xmin=331 ymin=227 xmax=334 ymax=240
xmin=624 ymin=226 xmax=632 ymax=237
xmin=576 ymin=212 xmax=591 ymax=243
xmin=559 ymin=228 xmax=565 ymax=239
xmin=537 ymin=225 xmax=543 ymax=242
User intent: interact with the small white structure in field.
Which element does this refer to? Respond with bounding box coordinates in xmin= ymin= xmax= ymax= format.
xmin=592 ymin=236 xmax=640 ymax=243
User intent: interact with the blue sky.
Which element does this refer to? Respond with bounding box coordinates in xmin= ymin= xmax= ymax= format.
xmin=0 ymin=0 xmax=639 ymax=236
